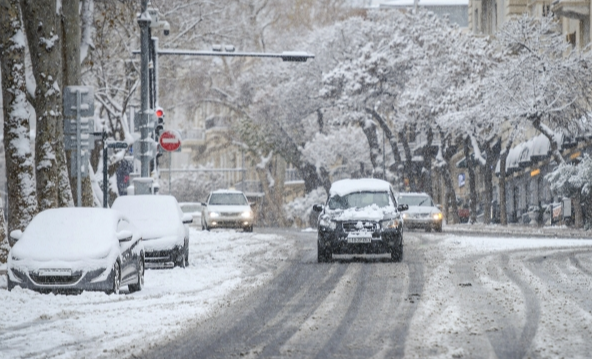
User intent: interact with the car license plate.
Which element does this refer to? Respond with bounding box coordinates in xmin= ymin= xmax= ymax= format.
xmin=39 ymin=268 xmax=71 ymax=276
xmin=348 ymin=237 xmax=372 ymax=243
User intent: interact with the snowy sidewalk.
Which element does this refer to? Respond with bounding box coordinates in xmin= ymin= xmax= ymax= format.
xmin=0 ymin=228 xmax=296 ymax=359
xmin=443 ymin=222 xmax=592 ymax=239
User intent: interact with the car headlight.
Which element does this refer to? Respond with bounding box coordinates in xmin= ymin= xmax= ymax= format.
xmin=402 ymin=213 xmax=408 ymax=219
xmin=209 ymin=212 xmax=220 ymax=218
xmin=380 ymin=218 xmax=400 ymax=229
xmin=319 ymin=217 xmax=337 ymax=230
xmin=241 ymin=211 xmax=252 ymax=218
xmin=433 ymin=212 xmax=443 ymax=220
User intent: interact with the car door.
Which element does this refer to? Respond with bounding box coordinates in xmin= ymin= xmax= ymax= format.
xmin=117 ymin=218 xmax=137 ymax=284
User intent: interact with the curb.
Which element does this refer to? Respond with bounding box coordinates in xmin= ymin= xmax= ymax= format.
xmin=441 ymin=230 xmax=592 ymax=239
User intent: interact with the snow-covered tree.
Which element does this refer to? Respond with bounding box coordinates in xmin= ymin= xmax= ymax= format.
xmin=0 ymin=0 xmax=39 ymax=255
xmin=545 ymin=155 xmax=592 ymax=228
xmin=487 ymin=15 xmax=592 ymax=165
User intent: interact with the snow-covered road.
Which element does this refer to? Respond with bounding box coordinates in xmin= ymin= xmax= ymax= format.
xmin=3 ymin=229 xmax=592 ymax=359
xmin=0 ymin=228 xmax=296 ymax=359
xmin=143 ymin=230 xmax=592 ymax=359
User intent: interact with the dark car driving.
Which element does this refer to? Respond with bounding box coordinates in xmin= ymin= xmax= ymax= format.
xmin=312 ymin=178 xmax=408 ymax=263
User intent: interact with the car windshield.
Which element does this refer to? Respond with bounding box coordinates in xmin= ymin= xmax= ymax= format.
xmin=181 ymin=205 xmax=201 ymax=213
xmin=327 ymin=191 xmax=389 ymax=210
xmin=209 ymin=193 xmax=247 ymax=205
xmin=398 ymin=195 xmax=433 ymax=207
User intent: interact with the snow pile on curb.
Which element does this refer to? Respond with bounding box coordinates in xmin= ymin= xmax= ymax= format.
xmin=0 ymin=229 xmax=296 ymax=359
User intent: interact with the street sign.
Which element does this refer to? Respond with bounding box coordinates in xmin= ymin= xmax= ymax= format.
xmin=63 ymin=86 xmax=94 ymax=117
xmin=159 ymin=130 xmax=181 ymax=152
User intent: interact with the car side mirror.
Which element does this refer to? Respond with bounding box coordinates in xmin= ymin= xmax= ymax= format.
xmin=10 ymin=229 xmax=23 ymax=242
xmin=249 ymin=202 xmax=256 ymax=208
xmin=116 ymin=230 xmax=133 ymax=242
xmin=313 ymin=204 xmax=324 ymax=212
xmin=437 ymin=204 xmax=442 ymax=210
xmin=398 ymin=204 xmax=409 ymax=212
xmin=182 ymin=213 xmax=193 ymax=224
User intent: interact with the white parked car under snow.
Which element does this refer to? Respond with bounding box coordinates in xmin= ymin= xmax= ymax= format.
xmin=7 ymin=208 xmax=144 ymax=294
xmin=112 ymin=195 xmax=192 ymax=269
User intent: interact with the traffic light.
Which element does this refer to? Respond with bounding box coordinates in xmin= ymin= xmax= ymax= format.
xmin=155 ymin=107 xmax=164 ymax=137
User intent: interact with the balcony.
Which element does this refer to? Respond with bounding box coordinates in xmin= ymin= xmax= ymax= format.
xmin=551 ymin=0 xmax=589 ymax=19
xmin=179 ymin=128 xmax=205 ymax=146
xmin=285 ymin=168 xmax=303 ymax=183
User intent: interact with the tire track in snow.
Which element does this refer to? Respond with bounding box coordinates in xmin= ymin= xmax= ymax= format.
xmin=142 ymin=258 xmax=348 ymax=358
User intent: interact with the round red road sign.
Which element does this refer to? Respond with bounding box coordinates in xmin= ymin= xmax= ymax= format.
xmin=159 ymin=130 xmax=182 ymax=152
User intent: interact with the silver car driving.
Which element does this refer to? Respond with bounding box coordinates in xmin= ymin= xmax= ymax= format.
xmin=201 ymin=190 xmax=254 ymax=232
xmin=397 ymin=192 xmax=443 ymax=232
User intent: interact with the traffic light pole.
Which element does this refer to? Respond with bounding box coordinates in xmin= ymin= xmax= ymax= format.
xmin=138 ymin=0 xmax=151 ymax=179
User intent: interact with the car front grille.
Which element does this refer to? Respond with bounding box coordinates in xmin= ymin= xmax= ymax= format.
xmin=342 ymin=221 xmax=378 ymax=232
xmin=30 ymin=273 xmax=82 ymax=285
xmin=220 ymin=212 xmax=240 ymax=217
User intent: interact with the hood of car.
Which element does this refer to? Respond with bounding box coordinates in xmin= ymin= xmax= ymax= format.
xmin=206 ymin=205 xmax=251 ymax=213
xmin=405 ymin=206 xmax=440 ymax=214
xmin=327 ymin=205 xmax=396 ymax=222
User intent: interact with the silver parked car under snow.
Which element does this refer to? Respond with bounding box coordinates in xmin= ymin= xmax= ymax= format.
xmin=7 ymin=208 xmax=144 ymax=294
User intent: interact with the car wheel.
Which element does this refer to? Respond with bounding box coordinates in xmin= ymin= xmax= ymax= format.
xmin=435 ymin=224 xmax=443 ymax=232
xmin=108 ymin=262 xmax=121 ymax=295
xmin=176 ymin=246 xmax=187 ymax=268
xmin=317 ymin=240 xmax=332 ymax=263
xmin=425 ymin=226 xmax=432 ymax=232
xmin=129 ymin=256 xmax=144 ymax=293
xmin=244 ymin=226 xmax=253 ymax=233
xmin=7 ymin=276 xmax=15 ymax=291
xmin=391 ymin=243 xmax=403 ymax=262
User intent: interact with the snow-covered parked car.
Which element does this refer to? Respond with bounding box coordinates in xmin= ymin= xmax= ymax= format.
xmin=397 ymin=192 xmax=443 ymax=232
xmin=312 ymin=178 xmax=408 ymax=263
xmin=112 ymin=195 xmax=192 ymax=269
xmin=7 ymin=208 xmax=144 ymax=294
xmin=201 ymin=190 xmax=254 ymax=232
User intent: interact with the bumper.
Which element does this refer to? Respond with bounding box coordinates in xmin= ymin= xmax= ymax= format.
xmin=144 ymin=247 xmax=184 ymax=269
xmin=403 ymin=218 xmax=442 ymax=230
xmin=206 ymin=216 xmax=252 ymax=229
xmin=318 ymin=229 xmax=402 ymax=255
xmin=8 ymin=267 xmax=113 ymax=293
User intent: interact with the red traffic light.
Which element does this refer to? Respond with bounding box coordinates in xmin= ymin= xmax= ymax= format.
xmin=155 ymin=107 xmax=164 ymax=117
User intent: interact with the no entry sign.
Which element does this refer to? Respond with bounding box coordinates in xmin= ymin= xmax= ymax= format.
xmin=159 ymin=130 xmax=182 ymax=152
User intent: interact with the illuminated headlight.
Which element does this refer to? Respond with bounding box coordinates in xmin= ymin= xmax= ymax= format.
xmin=209 ymin=212 xmax=220 ymax=218
xmin=241 ymin=211 xmax=252 ymax=218
xmin=433 ymin=212 xmax=443 ymax=220
xmin=380 ymin=218 xmax=400 ymax=229
xmin=402 ymin=213 xmax=408 ymax=219
xmin=319 ymin=217 xmax=336 ymax=230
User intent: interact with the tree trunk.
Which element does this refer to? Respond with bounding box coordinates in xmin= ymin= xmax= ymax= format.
xmin=499 ymin=149 xmax=509 ymax=226
xmin=255 ymin=154 xmax=287 ymax=227
xmin=442 ymin=162 xmax=460 ymax=224
xmin=574 ymin=190 xmax=583 ymax=228
xmin=0 ymin=0 xmax=39 ymax=236
xmin=482 ymin=141 xmax=498 ymax=225
xmin=422 ymin=127 xmax=434 ymax=198
xmin=21 ymin=0 xmax=63 ymax=211
xmin=464 ymin=136 xmax=477 ymax=224
xmin=360 ymin=118 xmax=383 ymax=179
xmin=62 ymin=0 xmax=92 ymax=207
xmin=398 ymin=129 xmax=415 ymax=191
xmin=365 ymin=108 xmax=403 ymax=184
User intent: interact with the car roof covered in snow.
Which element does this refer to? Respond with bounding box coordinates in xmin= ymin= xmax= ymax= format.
xmin=329 ymin=178 xmax=392 ymax=196
xmin=211 ymin=189 xmax=245 ymax=194
xmin=112 ymin=195 xmax=182 ymax=238
xmin=12 ymin=208 xmax=121 ymax=261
